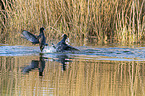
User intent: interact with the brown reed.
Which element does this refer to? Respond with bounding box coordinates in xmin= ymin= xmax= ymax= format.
xmin=0 ymin=0 xmax=144 ymax=44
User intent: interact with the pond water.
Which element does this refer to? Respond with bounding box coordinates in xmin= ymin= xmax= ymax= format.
xmin=0 ymin=43 xmax=145 ymax=96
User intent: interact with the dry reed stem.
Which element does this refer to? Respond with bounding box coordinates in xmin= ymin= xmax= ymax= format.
xmin=0 ymin=0 xmax=144 ymax=44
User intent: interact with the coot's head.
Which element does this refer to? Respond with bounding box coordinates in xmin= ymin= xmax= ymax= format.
xmin=40 ymin=27 xmax=45 ymax=33
xmin=62 ymin=34 xmax=67 ymax=39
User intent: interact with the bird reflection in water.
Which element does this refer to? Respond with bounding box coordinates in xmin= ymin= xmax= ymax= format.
xmin=52 ymin=54 xmax=72 ymax=71
xmin=22 ymin=53 xmax=72 ymax=76
xmin=22 ymin=54 xmax=45 ymax=76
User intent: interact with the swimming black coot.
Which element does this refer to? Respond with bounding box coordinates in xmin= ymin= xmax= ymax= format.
xmin=22 ymin=27 xmax=48 ymax=52
xmin=55 ymin=34 xmax=79 ymax=52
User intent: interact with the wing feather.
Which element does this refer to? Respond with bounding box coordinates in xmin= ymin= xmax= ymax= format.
xmin=22 ymin=30 xmax=39 ymax=44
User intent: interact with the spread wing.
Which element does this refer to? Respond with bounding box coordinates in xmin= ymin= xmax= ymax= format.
xmin=22 ymin=30 xmax=39 ymax=44
xmin=56 ymin=42 xmax=79 ymax=52
xmin=65 ymin=44 xmax=79 ymax=51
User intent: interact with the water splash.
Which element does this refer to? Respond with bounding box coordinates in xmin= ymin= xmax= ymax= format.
xmin=0 ymin=45 xmax=145 ymax=61
xmin=43 ymin=46 xmax=56 ymax=53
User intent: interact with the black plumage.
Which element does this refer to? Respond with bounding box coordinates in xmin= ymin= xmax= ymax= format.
xmin=55 ymin=34 xmax=79 ymax=52
xmin=22 ymin=27 xmax=48 ymax=52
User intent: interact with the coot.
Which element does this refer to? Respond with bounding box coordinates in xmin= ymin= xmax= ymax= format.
xmin=22 ymin=27 xmax=48 ymax=52
xmin=55 ymin=34 xmax=79 ymax=52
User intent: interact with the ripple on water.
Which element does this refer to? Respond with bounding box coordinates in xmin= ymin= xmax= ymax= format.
xmin=0 ymin=46 xmax=40 ymax=56
xmin=0 ymin=45 xmax=145 ymax=61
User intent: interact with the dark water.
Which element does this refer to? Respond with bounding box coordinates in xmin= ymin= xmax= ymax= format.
xmin=0 ymin=45 xmax=145 ymax=96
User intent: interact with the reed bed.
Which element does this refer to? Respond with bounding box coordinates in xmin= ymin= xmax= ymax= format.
xmin=0 ymin=0 xmax=144 ymax=44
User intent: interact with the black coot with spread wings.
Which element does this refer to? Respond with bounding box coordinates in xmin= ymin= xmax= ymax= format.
xmin=22 ymin=27 xmax=48 ymax=52
xmin=55 ymin=34 xmax=79 ymax=52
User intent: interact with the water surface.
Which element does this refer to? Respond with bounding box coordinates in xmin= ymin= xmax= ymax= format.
xmin=0 ymin=44 xmax=145 ymax=96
